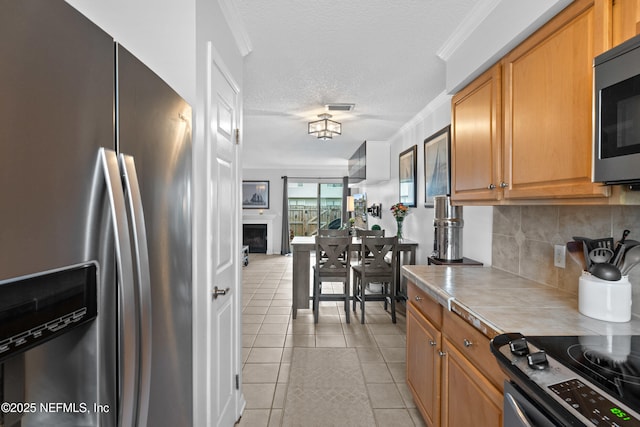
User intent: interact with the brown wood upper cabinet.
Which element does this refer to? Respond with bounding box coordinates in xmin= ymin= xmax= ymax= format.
xmin=451 ymin=64 xmax=502 ymax=202
xmin=452 ymin=0 xmax=612 ymax=203
xmin=610 ymin=0 xmax=640 ymax=47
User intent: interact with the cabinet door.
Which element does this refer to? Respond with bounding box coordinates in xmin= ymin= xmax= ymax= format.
xmin=503 ymin=0 xmax=609 ymax=200
xmin=611 ymin=0 xmax=640 ymax=46
xmin=407 ymin=302 xmax=441 ymax=427
xmin=440 ymin=339 xmax=503 ymax=427
xmin=451 ymin=64 xmax=502 ymax=202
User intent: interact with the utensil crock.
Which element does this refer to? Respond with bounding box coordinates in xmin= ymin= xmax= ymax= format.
xmin=578 ymin=272 xmax=631 ymax=322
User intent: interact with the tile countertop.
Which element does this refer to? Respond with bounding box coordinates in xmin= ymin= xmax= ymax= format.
xmin=402 ymin=265 xmax=640 ymax=337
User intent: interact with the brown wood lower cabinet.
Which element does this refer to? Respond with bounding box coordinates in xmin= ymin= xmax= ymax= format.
xmin=406 ymin=281 xmax=505 ymax=426
xmin=407 ymin=300 xmax=441 ymax=426
xmin=440 ymin=339 xmax=503 ymax=426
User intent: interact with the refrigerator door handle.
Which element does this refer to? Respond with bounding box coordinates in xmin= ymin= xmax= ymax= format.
xmin=119 ymin=153 xmax=152 ymax=427
xmin=99 ymin=148 xmax=139 ymax=427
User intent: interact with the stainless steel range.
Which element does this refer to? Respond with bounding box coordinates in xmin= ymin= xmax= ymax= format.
xmin=491 ymin=333 xmax=640 ymax=426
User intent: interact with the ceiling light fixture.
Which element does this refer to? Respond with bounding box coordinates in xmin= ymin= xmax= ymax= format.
xmin=308 ymin=113 xmax=341 ymax=140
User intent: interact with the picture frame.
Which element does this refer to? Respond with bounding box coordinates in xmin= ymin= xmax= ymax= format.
xmin=399 ymin=145 xmax=417 ymax=207
xmin=242 ymin=180 xmax=270 ymax=209
xmin=423 ymin=125 xmax=451 ymax=207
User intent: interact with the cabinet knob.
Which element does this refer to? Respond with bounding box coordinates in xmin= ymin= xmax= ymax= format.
xmin=438 ymin=351 xmax=447 ymax=357
xmin=414 ymin=295 xmax=423 ymax=302
xmin=500 ymin=182 xmax=509 ymax=188
xmin=487 ymin=183 xmax=496 ymax=190
xmin=463 ymin=339 xmax=473 ymax=348
xmin=429 ymin=340 xmax=437 ymax=347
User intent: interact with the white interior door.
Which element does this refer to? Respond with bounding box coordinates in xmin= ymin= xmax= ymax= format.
xmin=207 ymin=45 xmax=241 ymax=427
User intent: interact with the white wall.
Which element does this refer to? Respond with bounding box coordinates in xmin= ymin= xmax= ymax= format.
xmin=360 ymin=92 xmax=493 ymax=266
xmin=242 ymin=167 xmax=348 ymax=254
xmin=442 ymin=0 xmax=572 ymax=93
xmin=243 ymin=94 xmax=494 ymax=265
xmin=65 ymin=0 xmax=196 ymax=104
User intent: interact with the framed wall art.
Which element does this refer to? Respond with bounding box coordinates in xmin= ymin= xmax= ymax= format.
xmin=399 ymin=145 xmax=417 ymax=207
xmin=423 ymin=125 xmax=451 ymax=207
xmin=242 ymin=180 xmax=270 ymax=209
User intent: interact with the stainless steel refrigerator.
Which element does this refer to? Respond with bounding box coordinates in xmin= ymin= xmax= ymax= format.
xmin=0 ymin=1 xmax=193 ymax=426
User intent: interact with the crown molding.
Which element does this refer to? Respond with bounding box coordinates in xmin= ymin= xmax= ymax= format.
xmin=437 ymin=0 xmax=501 ymax=61
xmin=388 ymin=90 xmax=451 ymax=142
xmin=217 ymin=0 xmax=253 ymax=57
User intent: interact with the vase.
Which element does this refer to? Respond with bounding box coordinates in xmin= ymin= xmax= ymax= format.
xmin=396 ymin=217 xmax=404 ymax=240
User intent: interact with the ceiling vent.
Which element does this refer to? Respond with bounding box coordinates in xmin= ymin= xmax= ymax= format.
xmin=326 ymin=103 xmax=355 ymax=112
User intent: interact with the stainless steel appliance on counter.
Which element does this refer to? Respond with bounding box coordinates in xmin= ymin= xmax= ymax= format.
xmin=491 ymin=333 xmax=640 ymax=426
xmin=432 ymin=195 xmax=463 ymax=261
xmin=0 ymin=1 xmax=192 ymax=426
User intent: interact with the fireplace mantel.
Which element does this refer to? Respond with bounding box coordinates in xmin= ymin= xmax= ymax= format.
xmin=242 ymin=214 xmax=276 ymax=255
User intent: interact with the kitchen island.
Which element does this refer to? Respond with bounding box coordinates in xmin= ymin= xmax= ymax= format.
xmin=401 ymin=265 xmax=640 ymax=427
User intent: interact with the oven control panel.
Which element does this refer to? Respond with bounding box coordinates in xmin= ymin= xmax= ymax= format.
xmin=549 ymin=378 xmax=640 ymax=426
xmin=492 ymin=333 xmax=640 ymax=427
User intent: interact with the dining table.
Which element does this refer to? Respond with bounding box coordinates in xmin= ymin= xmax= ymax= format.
xmin=289 ymin=235 xmax=418 ymax=318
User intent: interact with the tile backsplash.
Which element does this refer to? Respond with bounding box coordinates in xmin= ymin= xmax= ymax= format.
xmin=492 ymin=205 xmax=640 ymax=315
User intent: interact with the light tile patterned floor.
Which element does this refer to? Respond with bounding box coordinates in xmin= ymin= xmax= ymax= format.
xmin=236 ymin=254 xmax=426 ymax=427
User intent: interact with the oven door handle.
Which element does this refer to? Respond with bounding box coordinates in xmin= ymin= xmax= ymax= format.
xmin=505 ymin=392 xmax=535 ymax=427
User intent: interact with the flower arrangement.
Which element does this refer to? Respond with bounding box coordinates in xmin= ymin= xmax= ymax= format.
xmin=390 ymin=202 xmax=410 ymax=219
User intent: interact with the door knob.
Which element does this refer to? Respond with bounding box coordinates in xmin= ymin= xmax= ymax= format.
xmin=487 ymin=183 xmax=496 ymax=190
xmin=212 ymin=286 xmax=230 ymax=299
xmin=500 ymin=182 xmax=509 ymax=188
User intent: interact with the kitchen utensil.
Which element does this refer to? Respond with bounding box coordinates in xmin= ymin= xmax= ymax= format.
xmin=582 ymin=241 xmax=592 ymax=269
xmin=566 ymin=241 xmax=587 ymax=270
xmin=589 ymin=262 xmax=622 ymax=281
xmin=620 ymin=245 xmax=640 ymax=276
xmin=613 ymin=243 xmax=626 ymax=268
xmin=592 ymin=237 xmax=615 ymax=249
xmin=589 ymin=247 xmax=613 ymax=264
xmin=573 ymin=236 xmax=595 ymax=250
xmin=611 ymin=229 xmax=630 ymax=267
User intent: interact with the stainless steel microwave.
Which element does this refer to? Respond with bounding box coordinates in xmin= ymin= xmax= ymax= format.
xmin=594 ymin=33 xmax=640 ymax=185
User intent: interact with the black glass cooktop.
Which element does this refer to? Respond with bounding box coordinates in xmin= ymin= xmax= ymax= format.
xmin=529 ymin=335 xmax=640 ymax=413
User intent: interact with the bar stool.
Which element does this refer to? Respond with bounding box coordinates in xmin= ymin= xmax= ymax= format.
xmin=352 ymin=236 xmax=398 ymax=324
xmin=313 ymin=236 xmax=352 ymax=323
xmin=355 ymin=229 xmax=385 ymax=238
xmin=318 ymin=228 xmax=350 ymax=237
xmin=355 ymin=229 xmax=385 ymax=262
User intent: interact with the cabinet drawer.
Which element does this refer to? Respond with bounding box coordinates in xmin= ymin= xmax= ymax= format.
xmin=442 ymin=309 xmax=506 ymax=390
xmin=407 ymin=281 xmax=442 ymax=328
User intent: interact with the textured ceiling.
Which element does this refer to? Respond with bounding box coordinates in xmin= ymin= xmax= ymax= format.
xmin=236 ymin=0 xmax=477 ymax=170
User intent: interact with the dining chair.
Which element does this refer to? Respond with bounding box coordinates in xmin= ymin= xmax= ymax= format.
xmin=318 ymin=228 xmax=350 ymax=237
xmin=352 ymin=236 xmax=398 ymax=324
xmin=313 ymin=236 xmax=352 ymax=323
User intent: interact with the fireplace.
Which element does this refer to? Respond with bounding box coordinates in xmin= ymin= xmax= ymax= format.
xmin=243 ymin=224 xmax=268 ymax=253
